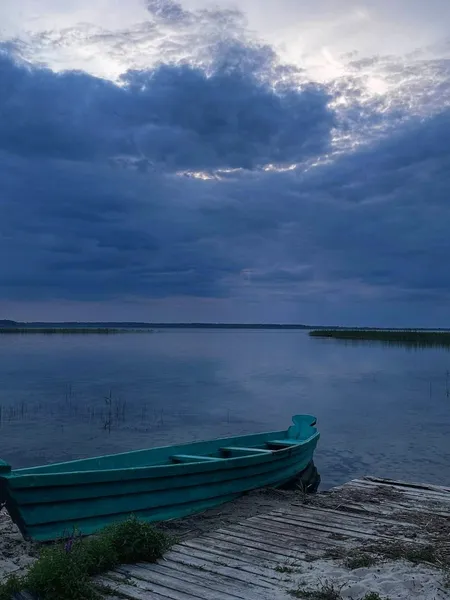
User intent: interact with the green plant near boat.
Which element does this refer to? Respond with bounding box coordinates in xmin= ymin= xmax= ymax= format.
xmin=0 ymin=516 xmax=173 ymax=600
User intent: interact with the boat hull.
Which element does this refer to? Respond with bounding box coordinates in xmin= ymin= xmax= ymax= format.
xmin=0 ymin=416 xmax=319 ymax=541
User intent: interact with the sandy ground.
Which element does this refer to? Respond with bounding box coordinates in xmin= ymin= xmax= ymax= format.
xmin=280 ymin=558 xmax=449 ymax=599
xmin=0 ymin=508 xmax=37 ymax=582
xmin=1 ymin=489 xmax=449 ymax=599
xmin=159 ymin=488 xmax=450 ymax=599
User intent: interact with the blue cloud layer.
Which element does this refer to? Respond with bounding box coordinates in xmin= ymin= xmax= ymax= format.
xmin=0 ymin=4 xmax=449 ymax=324
xmin=0 ymin=48 xmax=333 ymax=170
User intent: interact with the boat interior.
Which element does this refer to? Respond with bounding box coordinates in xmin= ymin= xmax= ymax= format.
xmin=170 ymin=439 xmax=302 ymax=463
xmin=13 ymin=433 xmax=306 ymax=474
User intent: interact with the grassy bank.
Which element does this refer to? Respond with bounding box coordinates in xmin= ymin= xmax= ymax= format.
xmin=0 ymin=516 xmax=173 ymax=600
xmin=309 ymin=329 xmax=450 ymax=348
xmin=0 ymin=328 xmax=153 ymax=334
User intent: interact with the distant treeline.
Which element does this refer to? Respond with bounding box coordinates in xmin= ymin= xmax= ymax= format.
xmin=0 ymin=321 xmax=312 ymax=329
xmin=2 ymin=320 xmax=450 ymax=331
xmin=0 ymin=328 xmax=151 ymax=335
xmin=309 ymin=329 xmax=450 ymax=348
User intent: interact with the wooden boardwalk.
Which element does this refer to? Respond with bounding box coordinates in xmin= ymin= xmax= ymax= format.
xmin=98 ymin=477 xmax=450 ymax=599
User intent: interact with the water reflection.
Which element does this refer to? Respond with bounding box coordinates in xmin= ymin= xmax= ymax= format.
xmin=0 ymin=330 xmax=449 ymax=489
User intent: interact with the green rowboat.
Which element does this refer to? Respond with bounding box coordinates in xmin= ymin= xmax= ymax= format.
xmin=0 ymin=415 xmax=319 ymax=542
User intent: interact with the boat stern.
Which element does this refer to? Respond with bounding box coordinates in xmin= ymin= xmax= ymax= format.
xmin=287 ymin=415 xmax=318 ymax=441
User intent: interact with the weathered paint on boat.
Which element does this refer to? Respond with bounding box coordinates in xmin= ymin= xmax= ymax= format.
xmin=0 ymin=415 xmax=319 ymax=542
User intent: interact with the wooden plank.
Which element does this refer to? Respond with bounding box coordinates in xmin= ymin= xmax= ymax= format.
xmin=259 ymin=511 xmax=382 ymax=536
xmin=189 ymin=535 xmax=292 ymax=565
xmin=344 ymin=484 xmax=450 ymax=506
xmin=274 ymin=504 xmax=393 ymax=528
xmin=271 ymin=505 xmax=421 ymax=536
xmin=171 ymin=455 xmax=222 ymax=463
xmin=96 ymin=576 xmax=170 ymax=600
xmin=101 ymin=570 xmax=211 ymax=600
xmin=207 ymin=521 xmax=335 ymax=553
xmin=142 ymin=561 xmax=266 ymax=597
xmin=222 ymin=521 xmax=347 ymax=550
xmin=350 ymin=479 xmax=450 ymax=503
xmin=167 ymin=546 xmax=280 ymax=583
xmin=363 ymin=476 xmax=450 ymax=493
xmin=246 ymin=513 xmax=385 ymax=542
xmin=329 ymin=500 xmax=450 ymax=519
xmin=115 ymin=564 xmax=246 ymax=600
xmin=160 ymin=549 xmax=277 ymax=589
xmin=197 ymin=531 xmax=311 ymax=562
xmin=220 ymin=447 xmax=273 ymax=456
xmin=186 ymin=535 xmax=304 ymax=568
xmin=259 ymin=513 xmax=420 ymax=544
xmin=161 ymin=553 xmax=278 ymax=585
xmin=224 ymin=522 xmax=351 ymax=554
xmin=267 ymin=440 xmax=300 ymax=448
xmin=352 ymin=478 xmax=450 ymax=501
xmin=279 ymin=504 xmax=408 ymax=527
xmin=173 ymin=541 xmax=282 ymax=574
xmin=255 ymin=513 xmax=387 ymax=541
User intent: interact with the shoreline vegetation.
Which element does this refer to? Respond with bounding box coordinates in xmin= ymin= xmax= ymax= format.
xmin=2 ymin=319 xmax=450 ymax=332
xmin=0 ymin=516 xmax=173 ymax=600
xmin=309 ymin=328 xmax=450 ymax=348
xmin=0 ymin=328 xmax=153 ymax=334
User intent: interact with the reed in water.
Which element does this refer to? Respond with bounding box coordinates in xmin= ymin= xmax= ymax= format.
xmin=309 ymin=329 xmax=450 ymax=349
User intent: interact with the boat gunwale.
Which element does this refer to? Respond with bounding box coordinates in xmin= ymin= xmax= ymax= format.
xmin=4 ymin=417 xmax=318 ymax=475
xmin=3 ymin=433 xmax=320 ymax=488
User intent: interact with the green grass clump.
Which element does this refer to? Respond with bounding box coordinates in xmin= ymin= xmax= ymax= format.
xmin=365 ymin=541 xmax=442 ymax=566
xmin=102 ymin=516 xmax=171 ymax=564
xmin=290 ymin=584 xmax=390 ymax=600
xmin=0 ymin=516 xmax=173 ymax=600
xmin=290 ymin=582 xmax=345 ymax=599
xmin=344 ymin=553 xmax=377 ymax=570
xmin=0 ymin=575 xmax=23 ymax=600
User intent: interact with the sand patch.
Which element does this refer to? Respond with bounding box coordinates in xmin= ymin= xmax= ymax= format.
xmin=0 ymin=509 xmax=36 ymax=582
xmin=284 ymin=558 xmax=450 ymax=599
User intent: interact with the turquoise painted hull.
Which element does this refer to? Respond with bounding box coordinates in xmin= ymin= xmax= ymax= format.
xmin=0 ymin=415 xmax=319 ymax=542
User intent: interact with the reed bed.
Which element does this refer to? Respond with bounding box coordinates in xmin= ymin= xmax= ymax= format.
xmin=309 ymin=329 xmax=450 ymax=348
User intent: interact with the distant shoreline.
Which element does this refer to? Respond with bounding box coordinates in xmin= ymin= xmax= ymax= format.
xmin=2 ymin=321 xmax=450 ymax=331
xmin=0 ymin=328 xmax=153 ymax=334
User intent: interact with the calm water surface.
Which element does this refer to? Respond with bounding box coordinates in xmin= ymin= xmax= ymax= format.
xmin=0 ymin=330 xmax=449 ymax=488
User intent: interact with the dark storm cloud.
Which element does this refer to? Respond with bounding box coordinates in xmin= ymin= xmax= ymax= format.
xmin=1 ymin=105 xmax=449 ymax=306
xmin=0 ymin=151 xmax=239 ymax=301
xmin=0 ymin=47 xmax=334 ymax=170
xmin=0 ymin=6 xmax=450 ymax=318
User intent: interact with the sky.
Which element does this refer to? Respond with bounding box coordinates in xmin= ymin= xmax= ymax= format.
xmin=0 ymin=0 xmax=449 ymax=325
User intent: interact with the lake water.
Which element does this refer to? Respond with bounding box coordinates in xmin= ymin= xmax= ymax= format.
xmin=0 ymin=329 xmax=449 ymax=489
